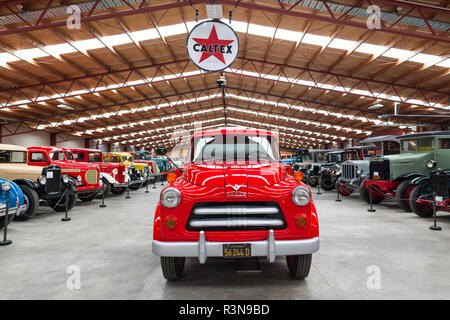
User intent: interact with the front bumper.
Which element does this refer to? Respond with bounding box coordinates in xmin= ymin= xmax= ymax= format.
xmin=0 ymin=204 xmax=26 ymax=217
xmin=153 ymin=230 xmax=319 ymax=264
xmin=77 ymin=186 xmax=102 ymax=195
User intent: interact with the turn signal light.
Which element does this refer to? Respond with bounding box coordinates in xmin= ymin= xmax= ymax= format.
xmin=296 ymin=216 xmax=307 ymax=227
xmin=294 ymin=171 xmax=303 ymax=181
xmin=166 ymin=218 xmax=177 ymax=229
xmin=167 ymin=173 xmax=177 ymax=184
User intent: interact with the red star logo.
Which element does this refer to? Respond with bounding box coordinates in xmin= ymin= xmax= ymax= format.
xmin=192 ymin=25 xmax=235 ymax=64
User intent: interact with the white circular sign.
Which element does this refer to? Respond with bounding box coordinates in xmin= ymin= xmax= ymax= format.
xmin=186 ymin=20 xmax=239 ymax=72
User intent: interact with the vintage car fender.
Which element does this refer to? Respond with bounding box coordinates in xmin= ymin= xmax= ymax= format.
xmin=100 ymin=172 xmax=119 ymax=184
xmin=394 ymin=173 xmax=425 ymax=183
xmin=153 ymin=202 xmax=162 ymax=241
xmin=0 ymin=179 xmax=25 ymax=213
xmin=12 ymin=178 xmax=39 ymax=190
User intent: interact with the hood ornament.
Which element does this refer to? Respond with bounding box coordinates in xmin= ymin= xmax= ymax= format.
xmin=229 ymin=184 xmax=243 ymax=191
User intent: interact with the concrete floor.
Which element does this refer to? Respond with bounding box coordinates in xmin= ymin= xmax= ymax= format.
xmin=1 ymin=183 xmax=449 ymax=300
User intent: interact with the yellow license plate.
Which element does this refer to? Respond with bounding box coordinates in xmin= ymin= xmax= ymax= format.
xmin=223 ymin=244 xmax=251 ymax=258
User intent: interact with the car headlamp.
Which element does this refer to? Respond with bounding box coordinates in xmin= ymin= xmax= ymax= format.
xmin=426 ymin=160 xmax=436 ymax=169
xmin=1 ymin=181 xmax=11 ymax=192
xmin=356 ymin=167 xmax=362 ymax=175
xmin=112 ymin=168 xmax=118 ymax=175
xmin=38 ymin=175 xmax=47 ymax=185
xmin=291 ymin=186 xmax=311 ymax=206
xmin=62 ymin=174 xmax=69 ymax=184
xmin=161 ymin=187 xmax=181 ymax=208
xmin=335 ymin=168 xmax=342 ymax=175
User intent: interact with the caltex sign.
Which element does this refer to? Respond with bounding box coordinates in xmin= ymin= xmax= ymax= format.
xmin=186 ymin=20 xmax=239 ymax=72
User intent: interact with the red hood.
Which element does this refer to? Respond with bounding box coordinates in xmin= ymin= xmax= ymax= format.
xmin=183 ymin=162 xmax=286 ymax=188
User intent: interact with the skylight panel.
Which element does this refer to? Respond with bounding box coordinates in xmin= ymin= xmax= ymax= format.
xmin=248 ymin=24 xmax=275 ymax=38
xmin=159 ymin=23 xmax=189 ymax=37
xmin=383 ymin=48 xmax=413 ymax=60
xmin=328 ymin=38 xmax=355 ymax=51
xmin=14 ymin=48 xmax=47 ymax=59
xmin=131 ymin=28 xmax=159 ymax=42
xmin=76 ymin=38 xmax=104 ymax=51
xmin=274 ymin=29 xmax=300 ymax=42
xmin=302 ymin=33 xmax=329 ymax=47
xmin=102 ymin=33 xmax=131 ymax=47
xmin=355 ymin=43 xmax=386 ymax=57
xmin=409 ymin=53 xmax=442 ymax=66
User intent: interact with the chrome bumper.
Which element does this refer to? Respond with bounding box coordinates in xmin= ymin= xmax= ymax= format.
xmin=152 ymin=230 xmax=319 ymax=264
xmin=0 ymin=204 xmax=26 ymax=217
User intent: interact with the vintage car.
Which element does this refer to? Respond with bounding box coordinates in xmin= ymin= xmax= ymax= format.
xmin=361 ymin=131 xmax=450 ymax=212
xmin=409 ymin=169 xmax=450 ymax=217
xmin=129 ymin=152 xmax=158 ymax=184
xmin=0 ymin=144 xmax=77 ymax=218
xmin=336 ymin=136 xmax=400 ymax=196
xmin=69 ymin=148 xmax=128 ymax=197
xmin=303 ymin=149 xmax=331 ymax=187
xmin=317 ymin=150 xmax=345 ymax=191
xmin=0 ymin=179 xmax=25 ymax=228
xmin=149 ymin=157 xmax=173 ymax=178
xmin=104 ymin=152 xmax=147 ymax=190
xmin=152 ymin=128 xmax=320 ymax=280
xmin=27 ymin=146 xmax=102 ymax=201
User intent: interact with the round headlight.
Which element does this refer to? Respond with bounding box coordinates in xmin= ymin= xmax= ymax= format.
xmin=291 ymin=186 xmax=311 ymax=206
xmin=426 ymin=160 xmax=436 ymax=169
xmin=62 ymin=174 xmax=69 ymax=184
xmin=1 ymin=181 xmax=11 ymax=192
xmin=335 ymin=168 xmax=342 ymax=175
xmin=38 ymin=175 xmax=47 ymax=185
xmin=161 ymin=187 xmax=181 ymax=208
xmin=112 ymin=168 xmax=118 ymax=175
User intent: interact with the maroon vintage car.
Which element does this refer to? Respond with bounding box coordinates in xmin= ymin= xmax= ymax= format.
xmin=69 ymin=148 xmax=129 ymax=196
xmin=27 ymin=146 xmax=102 ymax=202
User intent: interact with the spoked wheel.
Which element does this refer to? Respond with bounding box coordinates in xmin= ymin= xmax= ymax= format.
xmin=96 ymin=179 xmax=111 ymax=199
xmin=336 ymin=179 xmax=353 ymax=196
xmin=409 ymin=185 xmax=434 ymax=218
xmin=359 ymin=183 xmax=384 ymax=204
xmin=110 ymin=187 xmax=126 ymax=195
xmin=48 ymin=192 xmax=78 ymax=212
xmin=319 ymin=175 xmax=335 ymax=191
xmin=160 ymin=257 xmax=186 ymax=281
xmin=308 ymin=176 xmax=318 ymax=187
xmin=78 ymin=192 xmax=98 ymax=202
xmin=286 ymin=254 xmax=312 ymax=280
xmin=129 ymin=182 xmax=143 ymax=190
xmin=396 ymin=180 xmax=414 ymax=212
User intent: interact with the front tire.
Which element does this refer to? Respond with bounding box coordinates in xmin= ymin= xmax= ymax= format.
xmin=129 ymin=182 xmax=143 ymax=190
xmin=396 ymin=180 xmax=414 ymax=212
xmin=319 ymin=175 xmax=334 ymax=191
xmin=308 ymin=175 xmax=318 ymax=187
xmin=286 ymin=254 xmax=312 ymax=280
xmin=359 ymin=183 xmax=384 ymax=204
xmin=48 ymin=192 xmax=78 ymax=212
xmin=161 ymin=257 xmax=186 ymax=281
xmin=14 ymin=185 xmax=39 ymax=221
xmin=409 ymin=185 xmax=433 ymax=218
xmin=336 ymin=178 xmax=353 ymax=196
xmin=111 ymin=187 xmax=126 ymax=195
xmin=78 ymin=192 xmax=98 ymax=202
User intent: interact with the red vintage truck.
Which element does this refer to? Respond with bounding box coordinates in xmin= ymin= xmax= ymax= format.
xmin=152 ymin=128 xmax=320 ymax=280
xmin=27 ymin=146 xmax=102 ymax=201
xmin=69 ymin=148 xmax=129 ymax=196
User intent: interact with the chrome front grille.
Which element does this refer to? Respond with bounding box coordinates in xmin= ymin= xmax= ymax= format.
xmin=187 ymin=202 xmax=286 ymax=231
xmin=342 ymin=164 xmax=356 ymax=179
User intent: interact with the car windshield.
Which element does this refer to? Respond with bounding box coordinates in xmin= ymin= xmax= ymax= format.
xmin=327 ymin=153 xmax=343 ymax=162
xmin=64 ymin=151 xmax=74 ymax=160
xmin=401 ymin=138 xmax=433 ymax=152
xmin=87 ymin=152 xmax=102 ymax=162
xmin=190 ymin=134 xmax=279 ymax=163
xmin=344 ymin=150 xmax=360 ymax=160
xmin=0 ymin=150 xmax=27 ymax=163
xmin=50 ymin=151 xmax=65 ymax=161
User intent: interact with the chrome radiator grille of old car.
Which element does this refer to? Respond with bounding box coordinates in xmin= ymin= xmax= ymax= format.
xmin=342 ymin=164 xmax=356 ymax=180
xmin=186 ymin=202 xmax=286 ymax=231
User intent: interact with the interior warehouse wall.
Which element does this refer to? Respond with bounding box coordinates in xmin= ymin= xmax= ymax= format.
xmin=1 ymin=126 xmax=84 ymax=148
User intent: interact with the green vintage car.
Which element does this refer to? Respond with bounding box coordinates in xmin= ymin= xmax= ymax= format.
xmin=361 ymin=131 xmax=450 ymax=213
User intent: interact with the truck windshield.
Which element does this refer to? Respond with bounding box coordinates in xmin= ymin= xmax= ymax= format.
xmin=328 ymin=153 xmax=343 ymax=162
xmin=71 ymin=151 xmax=85 ymax=162
xmin=344 ymin=150 xmax=360 ymax=160
xmin=190 ymin=134 xmax=279 ymax=163
xmin=0 ymin=150 xmax=27 ymax=163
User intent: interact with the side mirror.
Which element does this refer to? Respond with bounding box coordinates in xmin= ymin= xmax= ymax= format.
xmin=156 ymin=147 xmax=167 ymax=156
